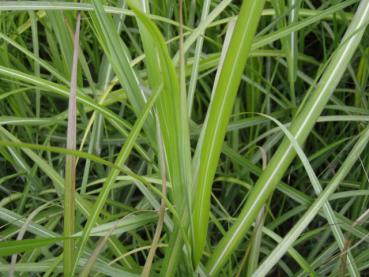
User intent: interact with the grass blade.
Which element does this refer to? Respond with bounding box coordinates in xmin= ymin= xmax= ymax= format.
xmin=192 ymin=0 xmax=266 ymax=265
xmin=125 ymin=1 xmax=193 ymax=274
xmin=0 ymin=238 xmax=66 ymax=257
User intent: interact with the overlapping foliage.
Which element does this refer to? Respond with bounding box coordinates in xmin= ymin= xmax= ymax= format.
xmin=1 ymin=0 xmax=369 ymax=276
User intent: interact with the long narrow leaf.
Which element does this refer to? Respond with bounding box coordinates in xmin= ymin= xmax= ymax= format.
xmin=192 ymin=0 xmax=267 ymax=265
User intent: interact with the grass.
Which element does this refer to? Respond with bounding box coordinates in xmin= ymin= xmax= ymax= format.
xmin=0 ymin=0 xmax=369 ymax=276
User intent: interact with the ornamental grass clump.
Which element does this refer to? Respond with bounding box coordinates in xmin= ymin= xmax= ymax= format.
xmin=0 ymin=1 xmax=369 ymax=276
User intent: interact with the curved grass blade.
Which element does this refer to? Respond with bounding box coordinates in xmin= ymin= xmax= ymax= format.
xmin=192 ymin=0 xmax=267 ymax=265
xmin=125 ymin=1 xmax=193 ymax=274
xmin=9 ymin=203 xmax=50 ymax=277
xmin=0 ymin=1 xmax=183 ymax=29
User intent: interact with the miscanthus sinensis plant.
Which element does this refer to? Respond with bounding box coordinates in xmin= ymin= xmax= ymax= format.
xmin=1 ymin=0 xmax=369 ymax=276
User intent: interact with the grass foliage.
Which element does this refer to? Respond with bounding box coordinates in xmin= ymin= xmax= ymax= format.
xmin=1 ymin=0 xmax=369 ymax=276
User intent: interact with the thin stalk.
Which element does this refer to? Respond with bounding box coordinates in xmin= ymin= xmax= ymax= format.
xmin=64 ymin=12 xmax=80 ymax=276
xmin=246 ymin=149 xmax=268 ymax=276
xmin=29 ymin=11 xmax=40 ymax=119
xmin=187 ymin=0 xmax=211 ymax=116
xmin=142 ymin=119 xmax=167 ymax=277
xmin=288 ymin=0 xmax=300 ymax=107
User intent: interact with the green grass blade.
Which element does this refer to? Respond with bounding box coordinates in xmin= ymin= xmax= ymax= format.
xmin=126 ymin=2 xmax=193 ymax=274
xmin=0 ymin=238 xmax=66 ymax=257
xmin=187 ymin=0 xmax=211 ymax=116
xmin=192 ymin=0 xmax=266 ymax=265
